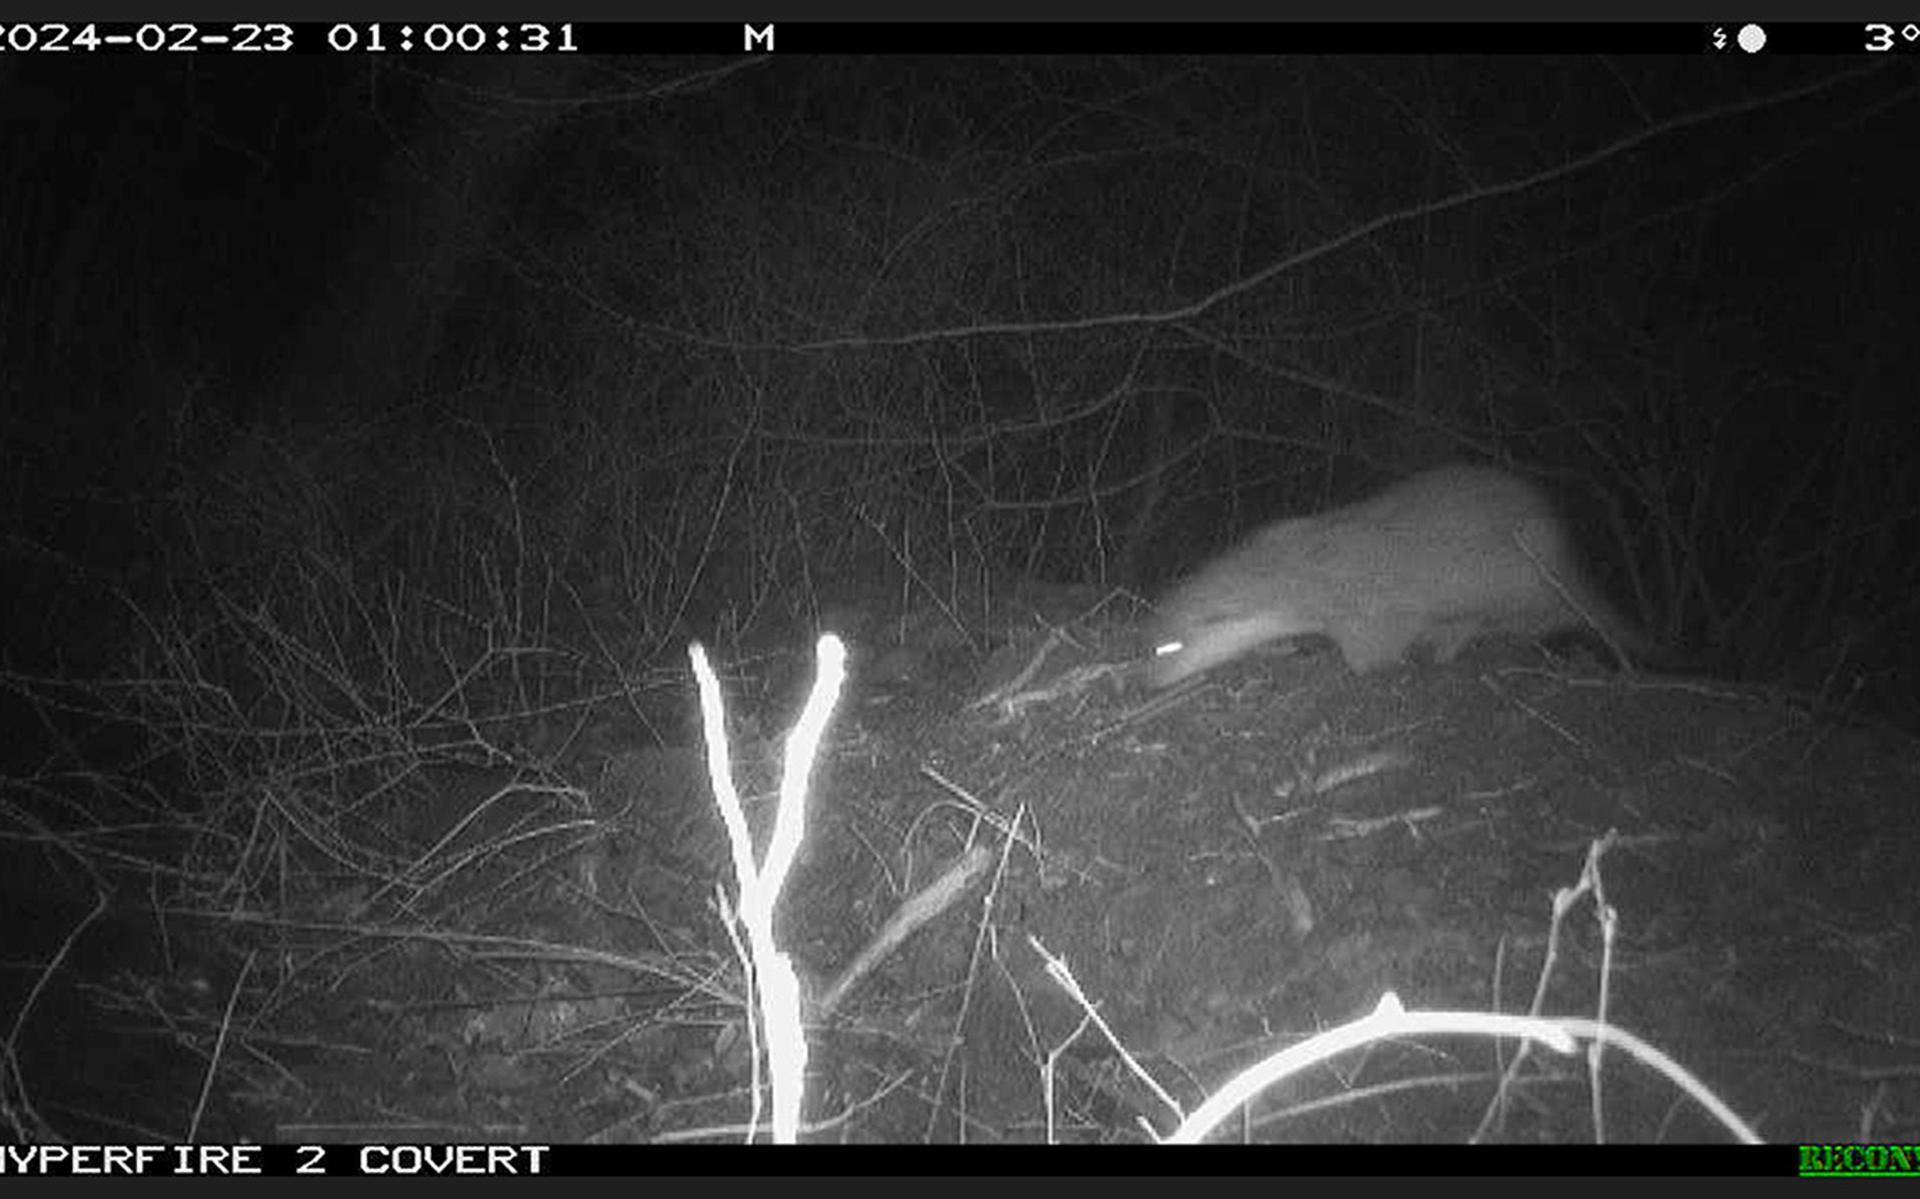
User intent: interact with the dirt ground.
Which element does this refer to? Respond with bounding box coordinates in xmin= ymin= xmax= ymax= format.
xmin=28 ymin=617 xmax=1920 ymax=1145
xmin=759 ymin=626 xmax=1920 ymax=1143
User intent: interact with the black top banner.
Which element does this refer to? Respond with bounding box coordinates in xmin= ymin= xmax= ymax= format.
xmin=0 ymin=20 xmax=1893 ymax=55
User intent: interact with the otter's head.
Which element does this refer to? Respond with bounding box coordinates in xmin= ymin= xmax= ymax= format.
xmin=1149 ymin=583 xmax=1320 ymax=688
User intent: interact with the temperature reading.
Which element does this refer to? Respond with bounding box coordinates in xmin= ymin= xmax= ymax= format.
xmin=1863 ymin=22 xmax=1920 ymax=51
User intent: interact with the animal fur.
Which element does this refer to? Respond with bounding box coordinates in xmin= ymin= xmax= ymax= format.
xmin=1150 ymin=464 xmax=1651 ymax=686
